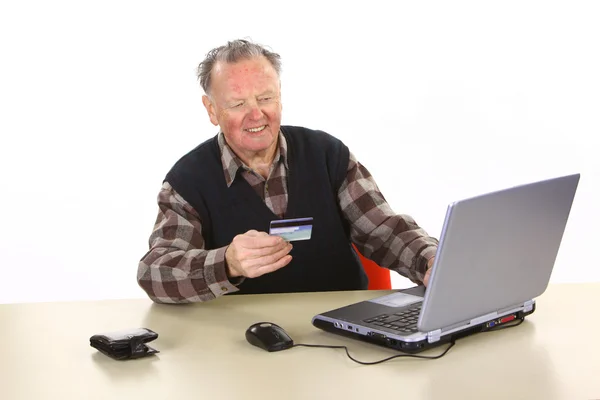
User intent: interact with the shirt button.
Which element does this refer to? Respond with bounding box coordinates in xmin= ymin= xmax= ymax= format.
xmin=221 ymin=287 xmax=228 ymax=292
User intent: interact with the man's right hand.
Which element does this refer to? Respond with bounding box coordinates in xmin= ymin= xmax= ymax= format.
xmin=225 ymin=230 xmax=293 ymax=279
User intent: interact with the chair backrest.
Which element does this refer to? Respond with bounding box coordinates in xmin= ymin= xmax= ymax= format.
xmin=352 ymin=244 xmax=392 ymax=290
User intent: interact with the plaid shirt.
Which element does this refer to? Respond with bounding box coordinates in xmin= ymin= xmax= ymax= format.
xmin=138 ymin=132 xmax=439 ymax=303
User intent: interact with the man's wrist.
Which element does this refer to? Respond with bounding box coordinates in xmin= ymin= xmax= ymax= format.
xmin=225 ymin=259 xmax=240 ymax=278
xmin=224 ymin=246 xmax=241 ymax=278
xmin=426 ymin=256 xmax=435 ymax=270
xmin=224 ymin=261 xmax=245 ymax=286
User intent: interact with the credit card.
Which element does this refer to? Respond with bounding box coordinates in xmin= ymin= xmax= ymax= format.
xmin=269 ymin=217 xmax=313 ymax=242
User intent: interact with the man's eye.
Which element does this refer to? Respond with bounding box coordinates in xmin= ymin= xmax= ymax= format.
xmin=231 ymin=103 xmax=244 ymax=108
xmin=259 ymin=97 xmax=272 ymax=102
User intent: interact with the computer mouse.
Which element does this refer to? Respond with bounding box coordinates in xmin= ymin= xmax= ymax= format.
xmin=245 ymin=322 xmax=294 ymax=352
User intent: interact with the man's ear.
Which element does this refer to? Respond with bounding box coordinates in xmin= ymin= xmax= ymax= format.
xmin=202 ymin=95 xmax=219 ymax=126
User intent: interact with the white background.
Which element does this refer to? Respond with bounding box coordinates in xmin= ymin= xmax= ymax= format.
xmin=1 ymin=1 xmax=598 ymax=304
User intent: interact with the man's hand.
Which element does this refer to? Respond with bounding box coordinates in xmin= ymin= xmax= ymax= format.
xmin=423 ymin=257 xmax=435 ymax=287
xmin=225 ymin=230 xmax=293 ymax=279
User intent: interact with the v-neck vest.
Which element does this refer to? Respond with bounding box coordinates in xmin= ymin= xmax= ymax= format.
xmin=165 ymin=125 xmax=367 ymax=294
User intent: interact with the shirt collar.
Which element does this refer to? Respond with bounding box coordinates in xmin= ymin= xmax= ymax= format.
xmin=218 ymin=130 xmax=289 ymax=187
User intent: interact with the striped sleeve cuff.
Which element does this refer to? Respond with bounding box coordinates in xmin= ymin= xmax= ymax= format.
xmin=204 ymin=247 xmax=242 ymax=296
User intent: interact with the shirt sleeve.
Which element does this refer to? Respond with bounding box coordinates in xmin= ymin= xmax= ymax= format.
xmin=338 ymin=152 xmax=439 ymax=285
xmin=137 ymin=182 xmax=243 ymax=304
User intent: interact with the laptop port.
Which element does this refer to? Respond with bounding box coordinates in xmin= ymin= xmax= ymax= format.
xmin=348 ymin=325 xmax=353 ymax=330
xmin=368 ymin=332 xmax=387 ymax=341
xmin=500 ymin=314 xmax=516 ymax=324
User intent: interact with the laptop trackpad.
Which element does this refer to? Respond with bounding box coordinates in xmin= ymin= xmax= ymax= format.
xmin=368 ymin=292 xmax=423 ymax=308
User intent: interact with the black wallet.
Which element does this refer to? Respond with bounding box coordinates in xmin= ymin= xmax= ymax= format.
xmin=90 ymin=328 xmax=159 ymax=360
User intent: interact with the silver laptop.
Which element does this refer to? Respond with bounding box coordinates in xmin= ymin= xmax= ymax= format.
xmin=312 ymin=173 xmax=580 ymax=353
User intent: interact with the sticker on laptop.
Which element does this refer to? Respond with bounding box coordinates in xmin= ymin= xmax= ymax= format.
xmin=269 ymin=217 xmax=313 ymax=242
xmin=368 ymin=293 xmax=423 ymax=308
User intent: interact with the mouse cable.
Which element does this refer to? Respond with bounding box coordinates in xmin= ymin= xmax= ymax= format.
xmin=292 ymin=317 xmax=524 ymax=365
xmin=292 ymin=341 xmax=455 ymax=365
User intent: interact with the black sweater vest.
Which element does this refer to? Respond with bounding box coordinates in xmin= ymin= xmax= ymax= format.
xmin=165 ymin=125 xmax=367 ymax=294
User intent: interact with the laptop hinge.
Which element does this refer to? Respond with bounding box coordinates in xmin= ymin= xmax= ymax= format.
xmin=427 ymin=329 xmax=442 ymax=343
xmin=469 ymin=311 xmax=499 ymax=326
xmin=523 ymin=300 xmax=534 ymax=312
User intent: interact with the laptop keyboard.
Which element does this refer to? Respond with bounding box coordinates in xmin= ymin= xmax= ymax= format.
xmin=363 ymin=304 xmax=422 ymax=334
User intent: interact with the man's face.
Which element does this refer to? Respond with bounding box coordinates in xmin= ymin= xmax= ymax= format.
xmin=202 ymin=56 xmax=282 ymax=159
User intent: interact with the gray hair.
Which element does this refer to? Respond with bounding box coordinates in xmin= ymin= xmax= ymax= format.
xmin=197 ymin=39 xmax=282 ymax=95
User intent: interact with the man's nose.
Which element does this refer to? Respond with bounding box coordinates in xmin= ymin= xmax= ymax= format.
xmin=247 ymin=103 xmax=264 ymax=120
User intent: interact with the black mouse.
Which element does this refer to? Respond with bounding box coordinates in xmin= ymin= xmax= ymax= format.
xmin=245 ymin=322 xmax=294 ymax=352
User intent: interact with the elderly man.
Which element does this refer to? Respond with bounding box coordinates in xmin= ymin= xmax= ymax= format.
xmin=138 ymin=39 xmax=438 ymax=304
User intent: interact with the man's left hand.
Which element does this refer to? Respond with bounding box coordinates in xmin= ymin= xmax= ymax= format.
xmin=423 ymin=257 xmax=435 ymax=287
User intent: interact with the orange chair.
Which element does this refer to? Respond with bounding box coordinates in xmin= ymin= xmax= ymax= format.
xmin=352 ymin=244 xmax=392 ymax=290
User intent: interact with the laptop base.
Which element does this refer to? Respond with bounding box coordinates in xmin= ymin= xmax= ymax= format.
xmin=312 ymin=305 xmax=535 ymax=354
